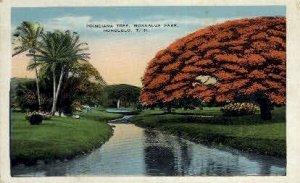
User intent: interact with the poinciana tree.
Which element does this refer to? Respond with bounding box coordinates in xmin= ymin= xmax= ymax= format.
xmin=12 ymin=21 xmax=44 ymax=109
xmin=29 ymin=30 xmax=90 ymax=115
xmin=140 ymin=17 xmax=286 ymax=120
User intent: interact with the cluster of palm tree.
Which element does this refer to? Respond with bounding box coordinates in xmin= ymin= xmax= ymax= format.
xmin=12 ymin=21 xmax=91 ymax=115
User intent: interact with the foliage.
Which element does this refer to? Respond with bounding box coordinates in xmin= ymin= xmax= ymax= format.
xmin=12 ymin=23 xmax=105 ymax=115
xmin=56 ymin=62 xmax=105 ymax=113
xmin=71 ymin=101 xmax=83 ymax=112
xmin=29 ymin=30 xmax=90 ymax=114
xmin=58 ymin=81 xmax=104 ymax=113
xmin=27 ymin=113 xmax=43 ymax=125
xmin=12 ymin=62 xmax=105 ymax=113
xmin=14 ymin=79 xmax=39 ymax=111
xmin=12 ymin=21 xmax=44 ymax=56
xmin=221 ymin=102 xmax=259 ymax=116
xmin=140 ymin=17 xmax=286 ymax=119
xmin=31 ymin=30 xmax=90 ymax=69
xmin=12 ymin=21 xmax=44 ymax=109
xmin=68 ymin=61 xmax=105 ymax=84
xmin=12 ymin=77 xmax=54 ymax=112
xmin=101 ymin=84 xmax=141 ymax=108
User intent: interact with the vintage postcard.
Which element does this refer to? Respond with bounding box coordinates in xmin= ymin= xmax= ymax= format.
xmin=1 ymin=0 xmax=300 ymax=183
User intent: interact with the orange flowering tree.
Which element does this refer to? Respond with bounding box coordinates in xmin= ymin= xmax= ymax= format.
xmin=140 ymin=17 xmax=286 ymax=120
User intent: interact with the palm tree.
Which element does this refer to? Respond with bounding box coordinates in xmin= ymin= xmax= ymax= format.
xmin=12 ymin=21 xmax=44 ymax=110
xmin=30 ymin=30 xmax=90 ymax=115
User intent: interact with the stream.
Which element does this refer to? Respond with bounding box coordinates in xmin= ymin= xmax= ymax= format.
xmin=11 ymin=120 xmax=286 ymax=176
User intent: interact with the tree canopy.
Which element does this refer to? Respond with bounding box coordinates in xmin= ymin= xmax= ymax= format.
xmin=140 ymin=17 xmax=286 ymax=119
xmin=12 ymin=61 xmax=105 ymax=113
xmin=12 ymin=21 xmax=44 ymax=109
xmin=29 ymin=30 xmax=90 ymax=114
xmin=101 ymin=84 xmax=141 ymax=108
xmin=12 ymin=21 xmax=44 ymax=57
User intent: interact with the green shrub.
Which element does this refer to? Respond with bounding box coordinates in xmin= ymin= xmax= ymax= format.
xmin=28 ymin=114 xmax=43 ymax=125
xmin=221 ymin=102 xmax=259 ymax=116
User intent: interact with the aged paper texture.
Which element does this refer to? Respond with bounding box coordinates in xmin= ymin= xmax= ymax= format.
xmin=1 ymin=0 xmax=300 ymax=182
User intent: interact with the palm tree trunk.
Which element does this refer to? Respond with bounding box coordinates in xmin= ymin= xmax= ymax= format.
xmin=51 ymin=65 xmax=65 ymax=115
xmin=51 ymin=68 xmax=57 ymax=115
xmin=55 ymin=66 xmax=65 ymax=103
xmin=33 ymin=54 xmax=41 ymax=111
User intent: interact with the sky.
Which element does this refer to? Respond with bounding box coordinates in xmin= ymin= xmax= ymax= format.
xmin=11 ymin=6 xmax=285 ymax=87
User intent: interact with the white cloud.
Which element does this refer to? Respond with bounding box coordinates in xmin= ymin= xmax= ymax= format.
xmin=135 ymin=15 xmax=242 ymax=27
xmin=44 ymin=16 xmax=91 ymax=31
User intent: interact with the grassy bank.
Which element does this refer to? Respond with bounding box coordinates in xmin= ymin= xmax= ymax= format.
xmin=129 ymin=107 xmax=286 ymax=157
xmin=11 ymin=109 xmax=122 ymax=165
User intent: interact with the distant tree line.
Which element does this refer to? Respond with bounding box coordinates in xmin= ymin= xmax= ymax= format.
xmin=100 ymin=84 xmax=141 ymax=109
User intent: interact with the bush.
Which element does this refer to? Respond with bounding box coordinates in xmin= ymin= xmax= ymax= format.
xmin=28 ymin=114 xmax=43 ymax=125
xmin=71 ymin=101 xmax=83 ymax=112
xmin=221 ymin=102 xmax=259 ymax=116
xmin=25 ymin=111 xmax=52 ymax=122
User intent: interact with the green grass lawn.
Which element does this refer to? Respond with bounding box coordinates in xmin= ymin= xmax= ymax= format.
xmin=129 ymin=107 xmax=286 ymax=157
xmin=11 ymin=109 xmax=122 ymax=165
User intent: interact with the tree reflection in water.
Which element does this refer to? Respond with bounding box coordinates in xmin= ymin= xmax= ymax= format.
xmin=144 ymin=146 xmax=176 ymax=176
xmin=143 ymin=130 xmax=176 ymax=175
xmin=178 ymin=137 xmax=192 ymax=175
xmin=143 ymin=128 xmax=285 ymax=176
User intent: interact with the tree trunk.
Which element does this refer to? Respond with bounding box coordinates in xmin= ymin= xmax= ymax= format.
xmin=12 ymin=50 xmax=42 ymax=111
xmin=55 ymin=66 xmax=65 ymax=102
xmin=257 ymin=97 xmax=272 ymax=120
xmin=33 ymin=54 xmax=41 ymax=111
xmin=259 ymin=103 xmax=272 ymax=120
xmin=167 ymin=106 xmax=171 ymax=113
xmin=34 ymin=67 xmax=41 ymax=110
xmin=51 ymin=68 xmax=57 ymax=115
xmin=51 ymin=66 xmax=65 ymax=115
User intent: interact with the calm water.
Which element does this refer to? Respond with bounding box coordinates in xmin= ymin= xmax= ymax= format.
xmin=11 ymin=123 xmax=286 ymax=176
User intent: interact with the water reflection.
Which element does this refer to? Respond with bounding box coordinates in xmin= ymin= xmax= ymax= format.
xmin=11 ymin=123 xmax=286 ymax=176
xmin=178 ymin=138 xmax=192 ymax=175
xmin=144 ymin=146 xmax=176 ymax=176
xmin=142 ymin=128 xmax=285 ymax=176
